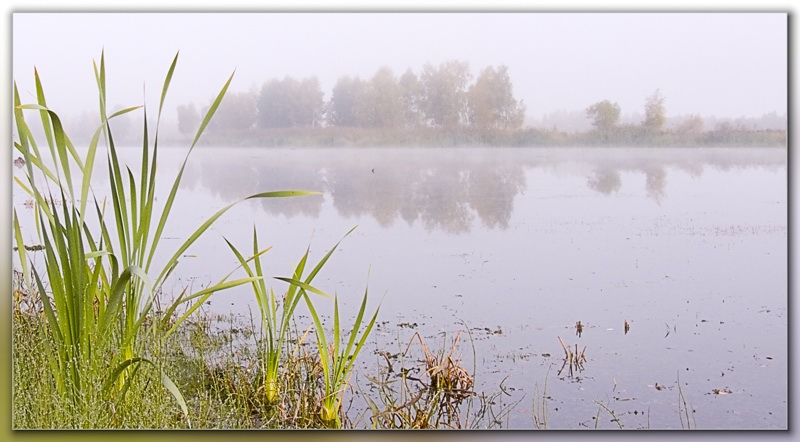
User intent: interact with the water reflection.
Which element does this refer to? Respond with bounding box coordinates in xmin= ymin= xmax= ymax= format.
xmin=326 ymin=161 xmax=526 ymax=233
xmin=587 ymin=167 xmax=622 ymax=195
xmin=184 ymin=147 xmax=785 ymax=233
xmin=194 ymin=152 xmax=326 ymax=218
xmin=644 ymin=166 xmax=667 ymax=203
xmin=188 ymin=148 xmax=527 ymax=234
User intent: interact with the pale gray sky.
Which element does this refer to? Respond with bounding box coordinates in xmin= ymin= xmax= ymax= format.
xmin=12 ymin=12 xmax=787 ymax=122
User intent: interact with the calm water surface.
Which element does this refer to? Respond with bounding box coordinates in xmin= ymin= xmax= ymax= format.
xmin=13 ymin=146 xmax=787 ymax=429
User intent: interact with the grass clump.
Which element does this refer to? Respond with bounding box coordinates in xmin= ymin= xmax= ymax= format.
xmin=11 ymin=52 xmax=320 ymax=428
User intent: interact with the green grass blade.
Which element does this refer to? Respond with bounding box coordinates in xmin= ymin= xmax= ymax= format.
xmin=127 ymin=167 xmax=139 ymax=256
xmin=14 ymin=142 xmax=59 ymax=188
xmin=305 ymin=225 xmax=356 ymax=284
xmin=224 ymin=236 xmax=271 ymax=315
xmin=346 ymin=292 xmax=380 ymax=377
xmin=274 ymin=277 xmax=333 ymax=299
xmin=157 ymin=52 xmax=179 ymax=123
xmin=153 ymin=191 xmax=317 ymax=289
xmin=106 ymin=132 xmax=132 ymax=267
xmin=251 ymin=228 xmax=271 ymax=317
xmin=34 ymin=67 xmax=55 ymax=156
xmin=284 ymin=247 xmax=310 ymax=312
xmin=13 ymin=210 xmax=31 ymax=292
xmin=333 ymin=296 xmax=341 ymax=363
xmin=99 ymin=264 xmax=149 ymax=340
xmin=161 ymin=276 xmax=262 ymax=341
xmin=94 ymin=52 xmax=107 ymax=125
xmin=136 ymin=108 xmax=152 ymax=249
xmin=13 ymin=83 xmax=29 ymax=152
xmin=48 ymin=112 xmax=75 ymax=200
xmin=160 ymin=370 xmax=190 ymax=428
xmin=343 ymin=286 xmax=370 ymax=360
xmin=303 ymin=290 xmax=330 ymax=387
xmin=102 ymin=357 xmax=143 ymax=396
xmin=79 ymin=126 xmax=103 ymax=223
xmin=109 ymin=105 xmax=141 ymax=119
xmin=191 ymin=70 xmax=234 ymax=149
xmin=245 ymin=190 xmax=320 ymax=199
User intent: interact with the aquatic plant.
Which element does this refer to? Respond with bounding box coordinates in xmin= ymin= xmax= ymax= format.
xmin=12 ymin=51 xmax=316 ymax=427
xmin=531 ymin=365 xmax=553 ymax=429
xmin=557 ymin=336 xmax=587 ymax=378
xmin=224 ymin=227 xmax=350 ymax=406
xmin=360 ymin=328 xmax=518 ymax=429
xmin=277 ymin=267 xmax=379 ymax=428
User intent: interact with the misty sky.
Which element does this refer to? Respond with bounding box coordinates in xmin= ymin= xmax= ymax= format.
xmin=12 ymin=12 xmax=787 ymax=122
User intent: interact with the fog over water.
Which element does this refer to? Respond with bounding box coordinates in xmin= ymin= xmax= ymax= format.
xmin=7 ymin=7 xmax=791 ymax=429
xmin=11 ymin=145 xmax=787 ymax=429
xmin=12 ymin=12 xmax=787 ymax=127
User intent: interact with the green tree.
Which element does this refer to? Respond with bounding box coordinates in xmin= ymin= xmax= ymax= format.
xmin=366 ymin=67 xmax=404 ymax=128
xmin=585 ymin=100 xmax=621 ymax=131
xmin=643 ymin=89 xmax=666 ymax=133
xmin=258 ymin=78 xmax=290 ymax=128
xmin=467 ymin=65 xmax=526 ymax=130
xmin=176 ymin=103 xmax=199 ymax=136
xmin=420 ymin=60 xmax=472 ymax=129
xmin=399 ymin=68 xmax=424 ymax=128
xmin=676 ymin=114 xmax=704 ymax=135
xmin=208 ymin=90 xmax=257 ymax=132
xmin=258 ymin=76 xmax=324 ymax=128
xmin=327 ymin=75 xmax=367 ymax=127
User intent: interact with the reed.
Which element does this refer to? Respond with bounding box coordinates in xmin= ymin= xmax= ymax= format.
xmin=224 ymin=227 xmax=353 ymax=408
xmin=12 ymin=52 xmax=315 ymax=427
xmin=359 ymin=329 xmax=519 ymax=429
xmin=556 ymin=336 xmax=587 ymax=378
xmin=296 ymin=278 xmax=380 ymax=428
xmin=531 ymin=365 xmax=552 ymax=429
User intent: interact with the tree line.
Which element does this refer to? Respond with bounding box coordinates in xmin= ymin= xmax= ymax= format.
xmin=152 ymin=64 xmax=784 ymax=148
xmin=176 ymin=60 xmax=526 ymax=135
xmin=585 ymin=89 xmax=669 ymax=135
xmin=579 ymin=90 xmax=786 ymax=146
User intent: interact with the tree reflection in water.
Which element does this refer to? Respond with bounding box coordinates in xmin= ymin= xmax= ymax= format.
xmin=184 ymin=147 xmax=785 ymax=233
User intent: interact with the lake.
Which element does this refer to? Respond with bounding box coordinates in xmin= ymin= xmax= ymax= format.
xmin=12 ymin=145 xmax=787 ymax=429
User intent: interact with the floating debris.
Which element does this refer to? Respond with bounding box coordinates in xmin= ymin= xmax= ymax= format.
xmin=711 ymin=388 xmax=733 ymax=395
xmin=575 ymin=321 xmax=583 ymax=337
xmin=22 ymin=197 xmax=62 ymax=209
xmin=12 ymin=244 xmax=45 ymax=252
xmin=624 ymin=320 xmax=630 ymax=335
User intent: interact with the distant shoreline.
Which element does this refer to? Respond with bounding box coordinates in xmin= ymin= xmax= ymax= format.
xmin=185 ymin=126 xmax=786 ymax=149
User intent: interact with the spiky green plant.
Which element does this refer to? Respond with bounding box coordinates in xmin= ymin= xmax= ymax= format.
xmin=225 ymin=226 xmax=356 ymax=408
xmin=276 ymin=270 xmax=379 ymax=428
xmin=12 ymin=51 xmax=317 ymax=427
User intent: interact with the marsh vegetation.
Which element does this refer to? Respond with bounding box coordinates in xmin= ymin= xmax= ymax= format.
xmin=11 ymin=54 xmax=787 ymax=430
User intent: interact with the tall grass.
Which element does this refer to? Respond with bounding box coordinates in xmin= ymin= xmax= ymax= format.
xmin=12 ymin=51 xmax=317 ymax=427
xmin=301 ymin=284 xmax=379 ymax=427
xmin=224 ymin=226 xmax=349 ymax=405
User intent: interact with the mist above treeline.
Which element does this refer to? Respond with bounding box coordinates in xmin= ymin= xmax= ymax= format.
xmin=53 ymin=60 xmax=786 ymax=148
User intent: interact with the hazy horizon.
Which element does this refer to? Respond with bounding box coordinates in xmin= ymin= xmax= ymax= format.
xmin=12 ymin=12 xmax=787 ymax=128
